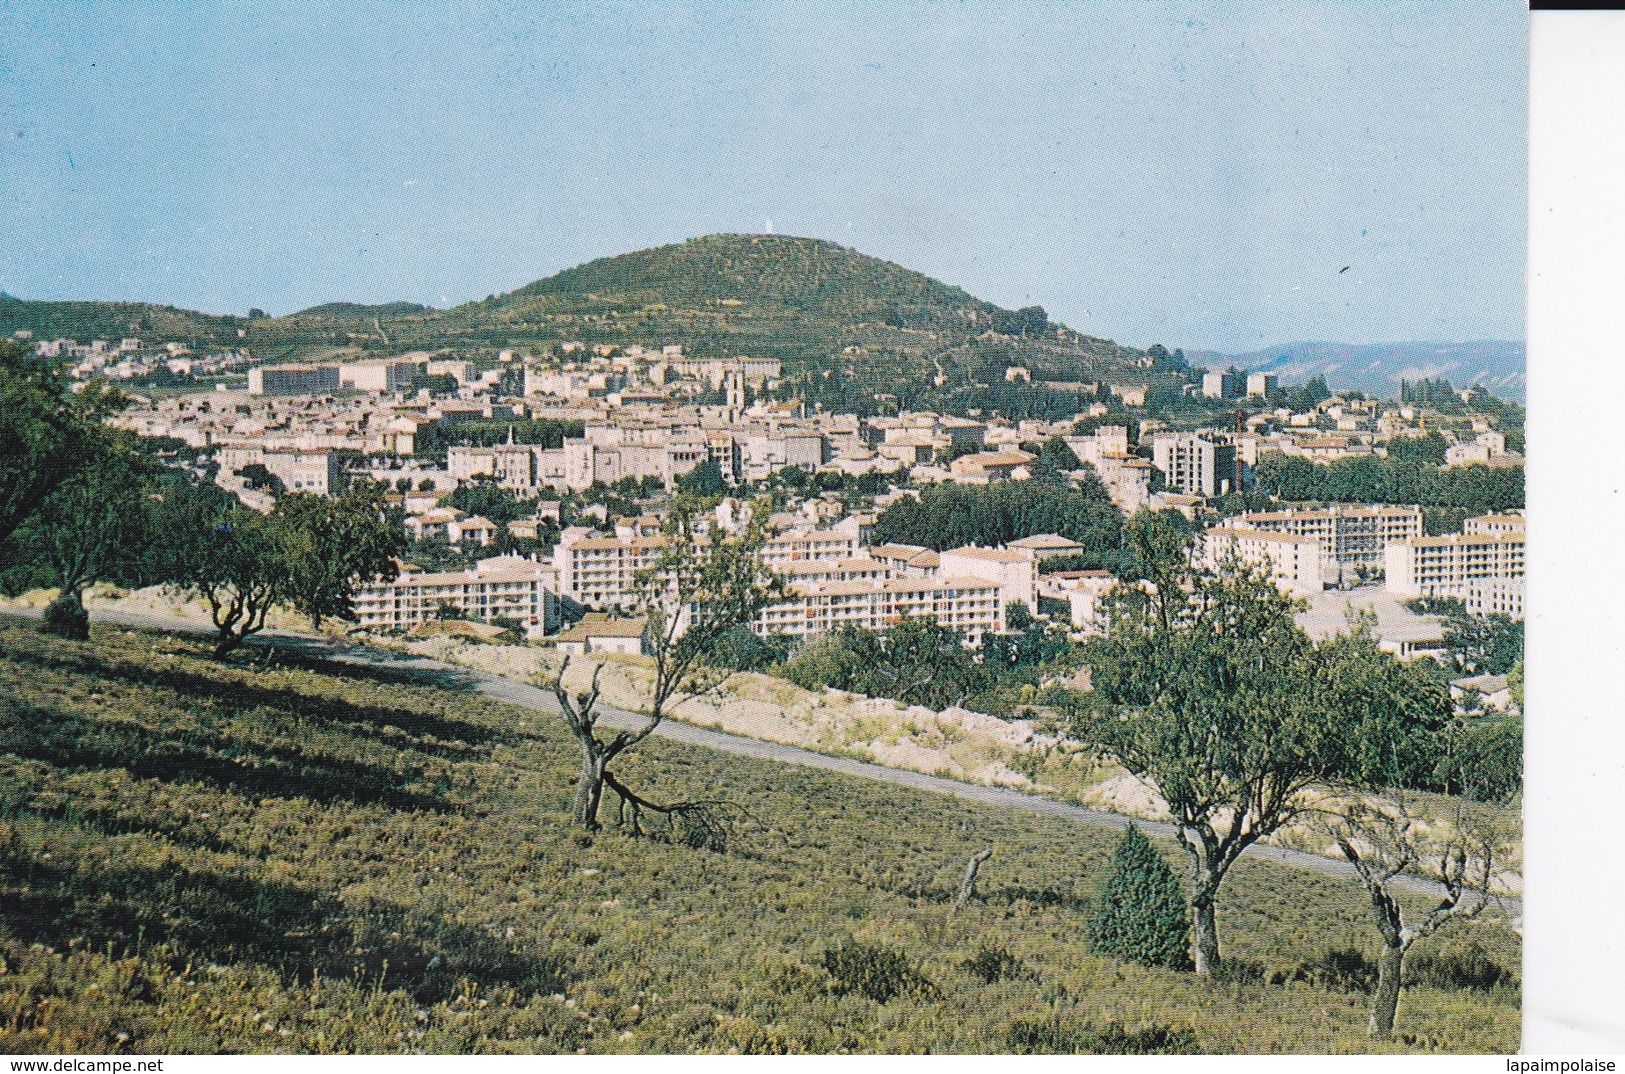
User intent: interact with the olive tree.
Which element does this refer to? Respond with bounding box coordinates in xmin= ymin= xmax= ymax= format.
xmin=1321 ymin=796 xmax=1504 ymax=1038
xmin=275 ymin=480 xmax=406 ymax=631
xmin=1074 ymin=513 xmax=1344 ymax=975
xmin=160 ymin=495 xmax=289 ymax=659
xmin=0 ymin=340 xmax=124 ymax=548
xmin=545 ymin=498 xmax=785 ymax=843
xmin=12 ymin=429 xmax=157 ymax=638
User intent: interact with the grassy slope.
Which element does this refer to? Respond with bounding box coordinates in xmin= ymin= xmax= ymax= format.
xmin=0 ymin=623 xmax=1518 ymax=1054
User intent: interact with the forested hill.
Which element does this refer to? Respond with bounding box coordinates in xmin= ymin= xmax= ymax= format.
xmin=1 ymin=236 xmax=1179 ymax=413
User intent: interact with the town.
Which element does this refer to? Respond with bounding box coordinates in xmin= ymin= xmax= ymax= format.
xmin=12 ymin=327 xmax=1524 ymax=714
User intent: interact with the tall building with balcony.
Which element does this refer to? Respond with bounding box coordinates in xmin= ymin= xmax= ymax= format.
xmin=1150 ymin=432 xmax=1237 ymax=497
xmin=1385 ymin=530 xmax=1526 ymax=618
xmin=1228 ymin=505 xmax=1423 ymax=582
xmin=353 ymin=555 xmax=561 ymax=638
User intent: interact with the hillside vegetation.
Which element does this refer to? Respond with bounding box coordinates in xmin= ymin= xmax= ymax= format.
xmin=0 ymin=623 xmax=1518 ymax=1053
xmin=1 ymin=236 xmax=1168 ymax=409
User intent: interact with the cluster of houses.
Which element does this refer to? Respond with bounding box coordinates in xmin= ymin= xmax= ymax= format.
xmin=52 ymin=335 xmax=1523 ymax=709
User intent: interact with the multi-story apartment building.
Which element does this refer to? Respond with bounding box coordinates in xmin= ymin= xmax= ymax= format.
xmin=754 ymin=575 xmax=1005 ymax=643
xmin=551 ymin=530 xmax=668 ymax=609
xmin=353 ymin=555 xmax=561 ymax=638
xmin=1464 ymin=513 xmax=1526 ymax=537
xmin=1202 ymin=369 xmax=1247 ymax=399
xmin=1385 ymin=529 xmax=1526 ymax=618
xmin=339 ymin=360 xmax=424 ymax=393
xmin=760 ymin=527 xmax=861 ymax=568
xmin=1150 ymin=432 xmax=1238 ymax=497
xmin=938 ymin=546 xmax=1039 ymax=611
xmin=247 ymin=364 xmax=342 ymax=396
xmin=1201 ymin=526 xmax=1326 ymax=596
xmin=1228 ymin=505 xmax=1423 ymax=581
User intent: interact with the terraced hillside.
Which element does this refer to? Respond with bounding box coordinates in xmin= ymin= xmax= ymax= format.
xmin=0 ymin=623 xmax=1518 ymax=1053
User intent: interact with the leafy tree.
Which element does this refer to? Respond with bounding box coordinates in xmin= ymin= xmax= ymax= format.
xmin=236 ymin=462 xmax=285 ymax=497
xmin=7 ymin=428 xmax=158 ymax=638
xmin=1441 ymin=612 xmax=1523 ymax=676
xmin=443 ymin=480 xmax=533 ymax=525
xmin=870 ymin=473 xmax=1124 ymax=565
xmin=1434 ymin=714 xmax=1522 ymax=804
xmin=1314 ymin=623 xmax=1455 ymax=791
xmin=779 ymin=618 xmax=991 ymax=710
xmin=1075 ymin=527 xmax=1376 ymax=976
xmin=542 ymin=499 xmax=785 ymax=840
xmin=275 ymin=480 xmax=406 ymax=631
xmin=677 ymin=459 xmax=728 ymax=497
xmin=409 ymin=373 xmax=459 ymax=395
xmin=1387 ymin=432 xmax=1448 ymax=467
xmin=1088 ymin=825 xmax=1191 ymax=970
xmin=1253 ymin=453 xmax=1522 ymax=515
xmin=157 ymin=494 xmax=288 ymax=659
xmin=1030 ymin=437 xmax=1081 ymax=482
xmin=0 ymin=340 xmax=124 ymax=547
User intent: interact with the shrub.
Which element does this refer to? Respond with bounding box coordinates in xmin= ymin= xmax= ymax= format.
xmin=40 ymin=592 xmax=90 ymax=640
xmin=962 ymin=944 xmax=1022 ymax=984
xmin=820 ymin=941 xmax=936 ymax=1003
xmin=1005 ymin=1018 xmax=1200 ymax=1054
xmin=1087 ymin=825 xmax=1191 ymax=970
xmin=1407 ymin=943 xmax=1518 ymax=994
xmin=1271 ymin=947 xmax=1377 ymax=993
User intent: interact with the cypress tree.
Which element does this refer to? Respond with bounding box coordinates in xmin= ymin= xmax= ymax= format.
xmin=1088 ymin=825 xmax=1192 ymax=970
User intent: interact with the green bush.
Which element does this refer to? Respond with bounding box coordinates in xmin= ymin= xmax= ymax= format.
xmin=39 ymin=592 xmax=90 ymax=640
xmin=820 ymin=941 xmax=936 ymax=1003
xmin=1087 ymin=825 xmax=1191 ymax=970
xmin=962 ymin=944 xmax=1022 ymax=984
xmin=1271 ymin=947 xmax=1377 ymax=993
xmin=1407 ymin=943 xmax=1518 ymax=994
xmin=1005 ymin=1018 xmax=1200 ymax=1055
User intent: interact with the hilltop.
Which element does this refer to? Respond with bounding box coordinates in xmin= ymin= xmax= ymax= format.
xmin=1 ymin=236 xmax=1170 ymax=408
xmin=0 ymin=622 xmax=1519 ymax=1053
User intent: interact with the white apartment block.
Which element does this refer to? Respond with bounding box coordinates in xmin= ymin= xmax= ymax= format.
xmin=353 ymin=555 xmax=562 ymax=638
xmin=339 ymin=360 xmax=424 ymax=393
xmin=1150 ymin=432 xmax=1238 ymax=497
xmin=938 ymin=546 xmax=1038 ymax=612
xmin=1385 ymin=531 xmax=1526 ymax=618
xmin=552 ymin=531 xmax=668 ymax=609
xmin=760 ymin=527 xmax=861 ymax=569
xmin=754 ymin=575 xmax=1005 ymax=643
xmin=1229 ymin=505 xmax=1423 ymax=580
xmin=248 ymin=364 xmax=342 ymax=396
xmin=1464 ymin=513 xmax=1525 ymax=537
xmin=1201 ymin=527 xmax=1326 ymax=596
xmin=778 ymin=556 xmax=895 ymax=588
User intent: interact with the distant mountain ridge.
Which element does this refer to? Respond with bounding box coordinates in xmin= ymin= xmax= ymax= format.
xmin=1189 ymin=340 xmax=1525 ymax=402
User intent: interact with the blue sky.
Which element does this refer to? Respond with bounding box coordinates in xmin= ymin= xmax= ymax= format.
xmin=0 ymin=1 xmax=1526 ymax=353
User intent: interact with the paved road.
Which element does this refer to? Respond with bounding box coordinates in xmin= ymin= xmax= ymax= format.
xmin=2 ymin=605 xmax=1521 ymax=914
